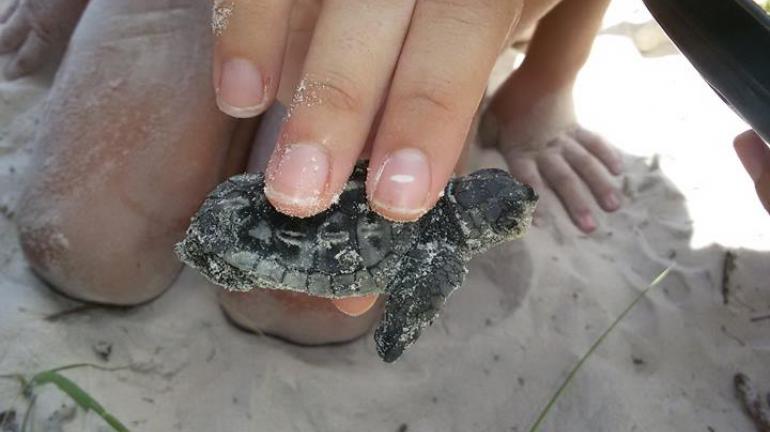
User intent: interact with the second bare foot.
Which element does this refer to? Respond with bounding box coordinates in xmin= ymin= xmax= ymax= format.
xmin=0 ymin=0 xmax=88 ymax=79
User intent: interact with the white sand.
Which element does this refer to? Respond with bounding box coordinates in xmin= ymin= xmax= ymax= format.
xmin=1 ymin=2 xmax=769 ymax=431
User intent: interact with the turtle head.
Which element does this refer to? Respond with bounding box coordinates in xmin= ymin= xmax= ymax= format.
xmin=447 ymin=169 xmax=538 ymax=251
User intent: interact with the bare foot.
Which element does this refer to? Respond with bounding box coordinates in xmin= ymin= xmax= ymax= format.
xmin=220 ymin=289 xmax=383 ymax=345
xmin=220 ymin=101 xmax=381 ymax=344
xmin=0 ymin=0 xmax=88 ymax=79
xmin=17 ymin=0 xmax=236 ymax=304
xmin=481 ymin=71 xmax=623 ymax=232
xmin=16 ymin=0 xmax=379 ymax=345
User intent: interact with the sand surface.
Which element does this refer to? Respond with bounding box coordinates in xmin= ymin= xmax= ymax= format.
xmin=1 ymin=1 xmax=769 ymax=431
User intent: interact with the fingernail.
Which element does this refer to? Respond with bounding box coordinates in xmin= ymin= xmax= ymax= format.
xmin=604 ymin=192 xmax=620 ymax=210
xmin=265 ymin=143 xmax=330 ymax=211
xmin=216 ymin=58 xmax=265 ymax=118
xmin=332 ymin=294 xmax=379 ymax=317
xmin=371 ymin=148 xmax=431 ymax=220
xmin=579 ymin=213 xmax=596 ymax=232
xmin=612 ymin=159 xmax=624 ymax=175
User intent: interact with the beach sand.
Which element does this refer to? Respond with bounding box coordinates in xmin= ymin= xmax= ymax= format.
xmin=1 ymin=1 xmax=769 ymax=431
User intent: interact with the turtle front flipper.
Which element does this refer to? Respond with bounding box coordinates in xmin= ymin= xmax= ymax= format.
xmin=374 ymin=243 xmax=467 ymax=362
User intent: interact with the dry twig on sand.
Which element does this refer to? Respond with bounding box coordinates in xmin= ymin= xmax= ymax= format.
xmin=735 ymin=372 xmax=770 ymax=432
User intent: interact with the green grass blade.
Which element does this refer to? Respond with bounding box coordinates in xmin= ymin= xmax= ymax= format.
xmin=1 ymin=363 xmax=130 ymax=431
xmin=28 ymin=370 xmax=130 ymax=432
xmin=21 ymin=395 xmax=35 ymax=432
xmin=45 ymin=363 xmax=126 ymax=374
xmin=527 ymin=264 xmax=674 ymax=432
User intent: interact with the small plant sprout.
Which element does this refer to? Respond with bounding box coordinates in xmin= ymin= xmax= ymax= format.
xmin=528 ymin=264 xmax=674 ymax=432
xmin=1 ymin=363 xmax=130 ymax=432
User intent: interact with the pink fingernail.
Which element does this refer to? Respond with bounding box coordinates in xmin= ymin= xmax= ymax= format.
xmin=265 ymin=143 xmax=330 ymax=210
xmin=612 ymin=159 xmax=624 ymax=175
xmin=604 ymin=192 xmax=620 ymax=210
xmin=371 ymin=148 xmax=431 ymax=220
xmin=579 ymin=214 xmax=596 ymax=232
xmin=216 ymin=58 xmax=265 ymax=118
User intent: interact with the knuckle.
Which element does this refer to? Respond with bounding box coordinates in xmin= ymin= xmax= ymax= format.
xmin=581 ymin=139 xmax=604 ymax=156
xmin=571 ymin=150 xmax=595 ymax=170
xmin=551 ymin=171 xmax=575 ymax=190
xmin=399 ymin=84 xmax=458 ymax=118
xmin=302 ymin=71 xmax=365 ymax=114
xmin=421 ymin=0 xmax=504 ymax=28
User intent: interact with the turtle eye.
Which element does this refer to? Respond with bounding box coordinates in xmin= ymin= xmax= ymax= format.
xmin=318 ymin=221 xmax=350 ymax=244
xmin=318 ymin=213 xmax=352 ymax=245
xmin=276 ymin=229 xmax=306 ymax=246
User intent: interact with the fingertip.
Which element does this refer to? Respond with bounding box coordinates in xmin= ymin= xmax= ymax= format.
xmin=610 ymin=158 xmax=624 ymax=176
xmin=602 ymin=191 xmax=621 ymax=212
xmin=532 ymin=212 xmax=545 ymax=227
xmin=332 ymin=294 xmax=379 ymax=317
xmin=368 ymin=147 xmax=433 ymax=222
xmin=264 ymin=142 xmax=333 ymax=217
xmin=733 ymin=130 xmax=768 ymax=183
xmin=576 ymin=212 xmax=597 ymax=233
xmin=369 ymin=201 xmax=430 ymax=222
xmin=733 ymin=129 xmax=761 ymax=148
xmin=216 ymin=97 xmax=269 ymax=119
xmin=3 ymin=57 xmax=22 ymax=81
xmin=215 ymin=58 xmax=268 ymax=119
xmin=264 ymin=187 xmax=331 ymax=218
xmin=0 ymin=0 xmax=16 ymax=24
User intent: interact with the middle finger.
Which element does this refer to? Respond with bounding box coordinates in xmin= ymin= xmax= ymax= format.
xmin=367 ymin=0 xmax=521 ymax=221
xmin=264 ymin=0 xmax=416 ymax=217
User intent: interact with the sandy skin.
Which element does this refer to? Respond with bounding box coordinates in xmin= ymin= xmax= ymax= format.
xmin=7 ymin=0 xmax=620 ymax=345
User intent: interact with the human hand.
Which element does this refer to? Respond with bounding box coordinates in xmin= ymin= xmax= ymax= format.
xmin=481 ymin=74 xmax=623 ymax=233
xmin=212 ymin=0 xmax=523 ymax=221
xmin=734 ymin=130 xmax=770 ymax=214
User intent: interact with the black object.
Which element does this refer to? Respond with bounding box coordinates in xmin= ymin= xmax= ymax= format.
xmin=642 ymin=0 xmax=770 ymax=142
xmin=177 ymin=161 xmax=537 ymax=362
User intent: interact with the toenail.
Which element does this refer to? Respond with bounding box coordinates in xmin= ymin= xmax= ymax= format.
xmin=216 ymin=58 xmax=265 ymax=118
xmin=265 ymin=143 xmax=330 ymax=213
xmin=370 ymin=148 xmax=431 ymax=221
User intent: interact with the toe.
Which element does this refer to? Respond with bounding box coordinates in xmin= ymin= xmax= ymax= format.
xmin=0 ymin=6 xmax=29 ymax=54
xmin=4 ymin=31 xmax=47 ymax=79
xmin=0 ymin=0 xmax=19 ymax=24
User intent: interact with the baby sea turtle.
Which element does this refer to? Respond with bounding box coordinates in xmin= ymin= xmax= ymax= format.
xmin=176 ymin=161 xmax=537 ymax=362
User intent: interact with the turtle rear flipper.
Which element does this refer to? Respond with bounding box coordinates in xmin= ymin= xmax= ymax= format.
xmin=374 ymin=243 xmax=467 ymax=362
